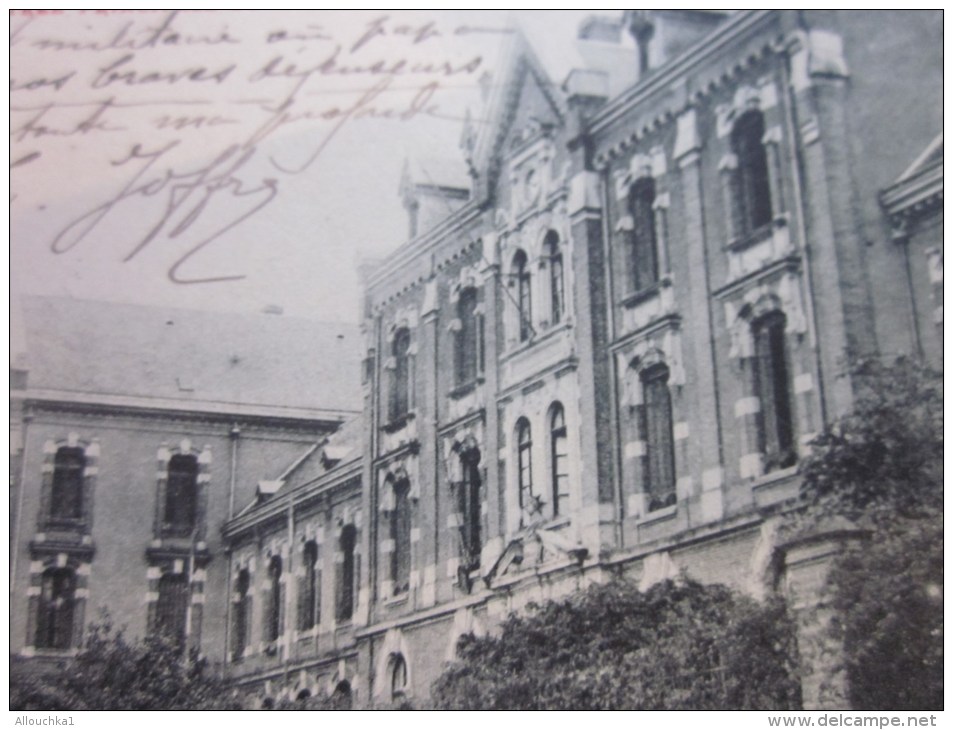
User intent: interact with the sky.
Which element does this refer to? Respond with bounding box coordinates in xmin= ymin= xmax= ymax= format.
xmin=10 ymin=10 xmax=617 ymax=358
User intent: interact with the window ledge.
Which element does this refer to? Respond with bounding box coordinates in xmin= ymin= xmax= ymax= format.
xmin=448 ymin=378 xmax=484 ymax=400
xmin=382 ymin=592 xmax=409 ymax=607
xmin=751 ymin=464 xmax=799 ymax=491
xmin=621 ymin=276 xmax=673 ymax=310
xmin=382 ymin=412 xmax=415 ymax=434
xmin=636 ymin=503 xmax=677 ymax=526
xmin=726 ymin=215 xmax=786 ymax=253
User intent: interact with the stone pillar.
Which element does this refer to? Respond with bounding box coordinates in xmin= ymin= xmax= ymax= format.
xmin=780 ymin=526 xmax=865 ymax=710
xmin=674 ymin=107 xmax=726 ymax=523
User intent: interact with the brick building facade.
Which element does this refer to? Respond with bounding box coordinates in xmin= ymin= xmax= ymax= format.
xmin=11 ymin=10 xmax=941 ymax=711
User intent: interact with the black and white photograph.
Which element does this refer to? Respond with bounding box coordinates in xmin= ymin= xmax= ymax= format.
xmin=9 ymin=9 xmax=943 ymax=718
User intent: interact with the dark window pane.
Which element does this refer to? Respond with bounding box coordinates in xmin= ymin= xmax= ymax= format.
xmin=546 ymin=232 xmax=564 ymax=325
xmin=36 ymin=568 xmax=75 ymax=650
xmin=338 ymin=526 xmax=356 ymax=621
xmin=391 ymin=480 xmax=412 ymax=594
xmin=51 ymin=447 xmax=85 ymax=521
xmin=517 ymin=419 xmax=533 ymax=519
xmin=266 ymin=557 xmax=282 ymax=642
xmin=732 ymin=111 xmax=772 ymax=234
xmin=515 ymin=251 xmax=532 ymax=342
xmin=753 ymin=312 xmax=795 ymax=471
xmin=458 ymin=451 xmax=482 ymax=567
xmin=390 ymin=329 xmax=411 ymax=420
xmin=628 ymin=178 xmax=658 ymax=292
xmin=550 ymin=405 xmax=570 ymax=516
xmin=155 ymin=573 xmax=189 ymax=649
xmin=165 ymin=454 xmax=198 ymax=535
xmin=233 ymin=569 xmax=250 ymax=660
xmin=641 ymin=366 xmax=676 ymax=511
xmin=455 ymin=289 xmax=479 ymax=385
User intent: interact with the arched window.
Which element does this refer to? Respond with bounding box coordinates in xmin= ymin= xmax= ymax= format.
xmin=266 ymin=556 xmax=282 ymax=642
xmin=390 ymin=328 xmax=411 ymax=421
xmin=390 ymin=479 xmax=412 ymax=595
xmin=731 ymin=110 xmax=772 ymax=235
xmin=752 ymin=311 xmax=795 ymax=471
xmin=550 ymin=404 xmax=570 ymax=517
xmin=332 ymin=680 xmax=353 ymax=710
xmin=165 ymin=454 xmax=197 ymax=536
xmin=232 ymin=569 xmax=250 ymax=661
xmin=545 ymin=231 xmax=565 ymax=325
xmin=50 ymin=447 xmax=85 ymax=521
xmin=628 ymin=177 xmax=659 ymax=292
xmin=391 ymin=654 xmax=408 ymax=703
xmin=36 ymin=567 xmax=76 ymax=650
xmin=299 ymin=541 xmax=319 ymax=631
xmin=337 ymin=526 xmax=357 ymax=621
xmin=516 ymin=418 xmax=534 ymax=517
xmin=155 ymin=572 xmax=189 ymax=649
xmin=514 ymin=250 xmax=532 ymax=342
xmin=454 ymin=288 xmax=481 ymax=385
xmin=458 ymin=450 xmax=482 ymax=568
xmin=641 ymin=365 xmax=676 ymax=511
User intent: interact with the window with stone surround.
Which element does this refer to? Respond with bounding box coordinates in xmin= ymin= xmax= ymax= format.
xmin=389 ymin=328 xmax=412 ymax=422
xmin=627 ymin=177 xmax=659 ymax=293
xmin=516 ymin=418 xmax=535 ymax=521
xmin=514 ymin=250 xmax=532 ymax=342
xmin=550 ymin=403 xmax=570 ymax=517
xmin=545 ymin=231 xmax=565 ymax=325
xmin=457 ymin=449 xmax=482 ymax=568
xmin=731 ymin=110 xmax=772 ymax=237
xmin=337 ymin=525 xmax=357 ymax=621
xmin=232 ymin=568 xmax=251 ymax=661
xmin=390 ymin=479 xmax=412 ymax=596
xmin=391 ymin=653 xmax=409 ymax=703
xmin=50 ymin=447 xmax=85 ymax=522
xmin=154 ymin=572 xmax=189 ymax=649
xmin=454 ymin=288 xmax=481 ymax=385
xmin=265 ymin=555 xmax=283 ymax=643
xmin=164 ymin=454 xmax=197 ymax=536
xmin=641 ymin=364 xmax=676 ymax=511
xmin=752 ymin=311 xmax=796 ymax=472
xmin=35 ymin=567 xmax=76 ymax=650
xmin=298 ymin=540 xmax=320 ymax=631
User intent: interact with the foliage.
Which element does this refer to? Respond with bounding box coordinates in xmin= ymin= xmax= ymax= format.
xmin=799 ymin=358 xmax=942 ymax=710
xmin=798 ymin=357 xmax=942 ymax=522
xmin=10 ymin=616 xmax=243 ymax=711
xmin=431 ymin=578 xmax=801 ymax=710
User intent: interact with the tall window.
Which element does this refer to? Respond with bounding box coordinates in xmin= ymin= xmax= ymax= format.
xmin=332 ymin=680 xmax=353 ymax=710
xmin=752 ymin=312 xmax=795 ymax=472
xmin=165 ymin=454 xmax=197 ymax=535
xmin=628 ymin=177 xmax=659 ymax=292
xmin=732 ymin=110 xmax=772 ymax=235
xmin=337 ymin=525 xmax=356 ymax=621
xmin=514 ymin=250 xmax=532 ymax=342
xmin=545 ymin=231 xmax=565 ymax=325
xmin=390 ymin=328 xmax=411 ymax=421
xmin=550 ymin=404 xmax=570 ymax=516
xmin=516 ymin=418 xmax=534 ymax=516
xmin=455 ymin=288 xmax=481 ymax=385
xmin=458 ymin=450 xmax=482 ymax=568
xmin=233 ymin=569 xmax=250 ymax=660
xmin=299 ymin=541 xmax=320 ymax=631
xmin=390 ymin=479 xmax=412 ymax=595
xmin=266 ymin=556 xmax=282 ymax=642
xmin=155 ymin=573 xmax=189 ymax=648
xmin=36 ymin=567 xmax=75 ymax=650
xmin=642 ymin=365 xmax=676 ymax=511
xmin=391 ymin=654 xmax=408 ymax=703
xmin=50 ymin=447 xmax=84 ymax=521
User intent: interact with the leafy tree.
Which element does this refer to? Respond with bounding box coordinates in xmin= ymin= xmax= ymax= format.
xmin=431 ymin=578 xmax=801 ymax=710
xmin=11 ymin=616 xmax=243 ymax=711
xmin=799 ymin=357 xmax=942 ymax=710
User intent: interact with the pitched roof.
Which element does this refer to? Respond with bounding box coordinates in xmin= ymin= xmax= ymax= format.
xmin=18 ymin=296 xmax=363 ymax=419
